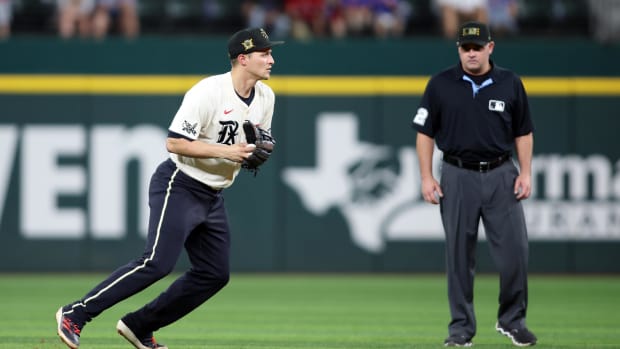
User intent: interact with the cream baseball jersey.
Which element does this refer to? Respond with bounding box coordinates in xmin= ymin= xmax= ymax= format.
xmin=168 ymin=72 xmax=275 ymax=189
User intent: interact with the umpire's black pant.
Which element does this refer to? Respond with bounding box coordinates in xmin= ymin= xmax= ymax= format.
xmin=72 ymin=158 xmax=230 ymax=336
xmin=440 ymin=160 xmax=529 ymax=339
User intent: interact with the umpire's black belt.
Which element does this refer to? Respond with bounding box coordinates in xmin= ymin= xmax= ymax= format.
xmin=443 ymin=153 xmax=510 ymax=173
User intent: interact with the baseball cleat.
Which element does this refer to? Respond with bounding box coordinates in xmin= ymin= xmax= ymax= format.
xmin=495 ymin=322 xmax=537 ymax=346
xmin=443 ymin=334 xmax=473 ymax=347
xmin=117 ymin=319 xmax=168 ymax=349
xmin=56 ymin=307 xmax=82 ymax=349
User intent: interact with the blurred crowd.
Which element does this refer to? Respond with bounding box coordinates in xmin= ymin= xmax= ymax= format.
xmin=1 ymin=0 xmax=619 ymax=43
xmin=1 ymin=0 xmax=140 ymax=39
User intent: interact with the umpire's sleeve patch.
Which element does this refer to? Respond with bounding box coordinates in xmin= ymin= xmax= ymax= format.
xmin=413 ymin=107 xmax=429 ymax=126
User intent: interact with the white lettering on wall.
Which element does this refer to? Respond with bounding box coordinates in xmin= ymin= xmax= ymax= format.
xmin=532 ymin=155 xmax=613 ymax=200
xmin=0 ymin=124 xmax=167 ymax=240
xmin=90 ymin=125 xmax=167 ymax=238
xmin=21 ymin=125 xmax=86 ymax=238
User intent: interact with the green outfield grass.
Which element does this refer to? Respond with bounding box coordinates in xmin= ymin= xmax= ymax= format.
xmin=0 ymin=273 xmax=618 ymax=348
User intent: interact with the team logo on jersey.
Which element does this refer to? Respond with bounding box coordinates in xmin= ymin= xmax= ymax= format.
xmin=217 ymin=120 xmax=239 ymax=145
xmin=412 ymin=107 xmax=429 ymax=126
xmin=182 ymin=120 xmax=198 ymax=136
xmin=488 ymin=99 xmax=505 ymax=112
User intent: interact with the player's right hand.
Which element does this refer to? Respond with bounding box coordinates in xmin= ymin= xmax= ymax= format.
xmin=227 ymin=143 xmax=256 ymax=163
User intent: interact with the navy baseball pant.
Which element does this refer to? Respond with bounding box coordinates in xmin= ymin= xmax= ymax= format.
xmin=68 ymin=158 xmax=230 ymax=335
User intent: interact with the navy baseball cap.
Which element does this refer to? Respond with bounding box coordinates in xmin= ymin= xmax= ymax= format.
xmin=227 ymin=27 xmax=284 ymax=59
xmin=456 ymin=21 xmax=492 ymax=47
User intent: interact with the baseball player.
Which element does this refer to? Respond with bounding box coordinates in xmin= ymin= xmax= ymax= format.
xmin=56 ymin=27 xmax=282 ymax=349
xmin=412 ymin=22 xmax=537 ymax=347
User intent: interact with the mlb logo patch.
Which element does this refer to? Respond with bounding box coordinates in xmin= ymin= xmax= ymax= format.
xmin=488 ymin=100 xmax=505 ymax=112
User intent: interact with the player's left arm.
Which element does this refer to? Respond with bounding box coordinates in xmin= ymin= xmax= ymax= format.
xmin=514 ymin=132 xmax=533 ymax=200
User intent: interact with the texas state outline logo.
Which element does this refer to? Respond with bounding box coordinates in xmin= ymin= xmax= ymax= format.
xmin=282 ymin=112 xmax=444 ymax=253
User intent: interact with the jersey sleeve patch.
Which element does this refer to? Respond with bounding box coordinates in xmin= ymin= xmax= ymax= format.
xmin=180 ymin=120 xmax=199 ymax=137
xmin=169 ymin=118 xmax=199 ymax=140
xmin=413 ymin=107 xmax=429 ymax=126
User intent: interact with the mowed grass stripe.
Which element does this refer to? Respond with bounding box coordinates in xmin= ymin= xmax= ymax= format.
xmin=0 ymin=274 xmax=618 ymax=348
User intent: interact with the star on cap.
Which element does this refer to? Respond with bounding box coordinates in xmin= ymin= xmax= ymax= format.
xmin=242 ymin=39 xmax=255 ymax=51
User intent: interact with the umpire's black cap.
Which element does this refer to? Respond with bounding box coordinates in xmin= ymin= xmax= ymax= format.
xmin=228 ymin=27 xmax=284 ymax=59
xmin=456 ymin=21 xmax=492 ymax=47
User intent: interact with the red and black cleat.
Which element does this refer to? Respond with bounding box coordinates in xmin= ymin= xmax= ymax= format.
xmin=56 ymin=307 xmax=82 ymax=349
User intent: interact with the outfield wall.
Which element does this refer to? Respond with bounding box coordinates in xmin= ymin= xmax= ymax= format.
xmin=0 ymin=37 xmax=619 ymax=273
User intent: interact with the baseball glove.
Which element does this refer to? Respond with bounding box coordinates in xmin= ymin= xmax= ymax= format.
xmin=241 ymin=120 xmax=275 ymax=175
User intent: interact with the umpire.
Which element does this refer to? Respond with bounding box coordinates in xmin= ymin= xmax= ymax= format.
xmin=412 ymin=21 xmax=537 ymax=347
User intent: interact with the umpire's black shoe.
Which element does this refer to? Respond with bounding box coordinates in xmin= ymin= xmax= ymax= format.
xmin=444 ymin=334 xmax=473 ymax=347
xmin=496 ymin=322 xmax=537 ymax=347
xmin=117 ymin=319 xmax=168 ymax=349
xmin=56 ymin=307 xmax=83 ymax=349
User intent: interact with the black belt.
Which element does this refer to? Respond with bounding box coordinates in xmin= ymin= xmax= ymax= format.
xmin=443 ymin=153 xmax=510 ymax=173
